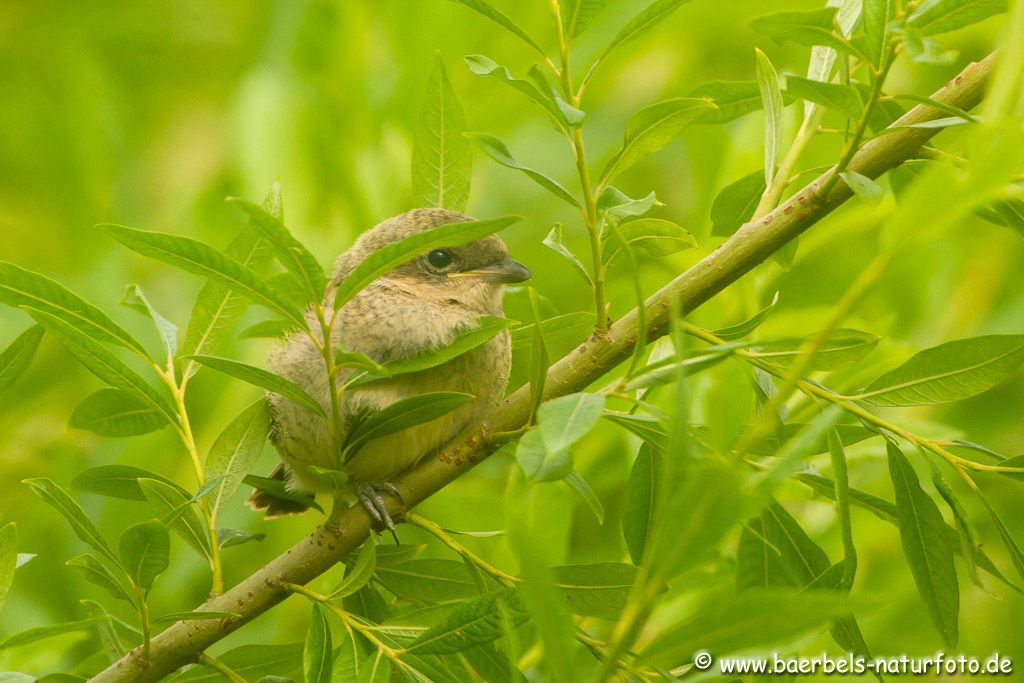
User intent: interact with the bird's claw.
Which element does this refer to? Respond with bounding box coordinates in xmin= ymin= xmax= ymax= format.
xmin=355 ymin=481 xmax=404 ymax=544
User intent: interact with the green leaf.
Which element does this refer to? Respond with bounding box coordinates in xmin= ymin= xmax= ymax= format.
xmin=216 ymin=528 xmax=266 ymax=550
xmin=516 ymin=393 xmax=605 ymax=481
xmin=754 ymin=48 xmax=784 ymax=187
xmin=304 ymin=604 xmax=332 ymax=683
xmin=331 ymin=541 xmax=377 ymax=599
xmin=120 ymin=284 xmax=177 ymax=359
xmin=65 ymin=554 xmax=134 ymax=604
xmin=713 ymin=292 xmax=779 ymax=340
xmin=0 ymin=617 xmax=106 ymax=651
xmin=511 ymin=312 xmax=594 ymax=352
xmin=445 ymin=0 xmax=545 ymax=55
xmin=119 ymin=520 xmax=170 ymax=590
xmin=739 ymin=501 xmax=830 ymax=589
xmin=561 ymin=0 xmax=607 ymax=37
xmin=138 ymin=478 xmax=213 ymax=559
xmin=863 ymin=0 xmax=895 ymax=67
xmin=0 ymin=523 xmax=16 ymax=612
xmin=887 ymin=441 xmax=959 ymax=647
xmin=98 ymin=224 xmax=304 ymax=326
xmin=638 ymin=589 xmax=852 ymax=667
xmin=205 ymin=400 xmax=270 ymax=520
xmin=0 ymin=262 xmax=149 ymax=359
xmin=466 ymin=133 xmax=580 ymax=208
xmin=553 ymin=562 xmax=637 ymax=619
xmin=542 ymin=223 xmax=592 ymax=285
xmin=228 ymin=199 xmax=327 ymax=304
xmin=332 ymin=214 xmax=520 ymax=312
xmin=596 ymin=186 xmax=663 ymax=221
xmin=622 ymin=444 xmax=661 ymax=564
xmin=72 ymin=465 xmax=180 ymax=502
xmin=785 ymin=76 xmax=864 ymax=118
xmin=751 ymin=8 xmax=856 ymax=56
xmin=413 ymin=58 xmax=472 ymax=213
xmin=185 ymin=354 xmax=326 ymax=417
xmin=465 ymin=55 xmax=577 ymax=129
xmin=22 ymin=308 xmax=178 ymax=424
xmin=374 ymin=558 xmax=481 ymax=603
xmin=749 ymin=329 xmax=879 ymax=371
xmin=601 ymin=218 xmax=696 ymax=265
xmin=977 ymin=198 xmax=1024 ymax=238
xmin=183 ymin=186 xmax=277 ymax=370
xmin=167 ymin=643 xmax=303 ymax=682
xmin=564 ymin=470 xmax=605 ymax=525
xmin=344 ymin=392 xmax=475 ymax=456
xmin=351 ymin=317 xmax=514 ymax=385
xmin=688 ymin=81 xmax=764 ymax=123
xmin=840 ymin=170 xmax=885 ymax=204
xmin=749 ymin=422 xmax=877 ymax=457
xmin=623 ymin=346 xmax=735 ymax=391
xmin=804 ymin=0 xmax=862 ymax=119
xmin=151 ymin=611 xmax=240 ymax=625
xmin=23 ymin=478 xmax=119 ymax=565
xmin=69 ymin=388 xmax=170 ymax=437
xmin=600 ymin=98 xmax=716 ymax=183
xmin=908 ymin=0 xmax=1007 ymax=35
xmin=603 ymin=411 xmax=668 ymax=450
xmin=526 ymin=287 xmax=549 ymax=421
xmin=858 ymin=335 xmax=1024 ymax=406
xmin=405 ymin=588 xmax=528 ymax=654
xmin=0 ymin=325 xmax=43 ymax=397
xmin=593 ymin=0 xmax=696 ymax=70
xmin=710 ymin=170 xmax=767 ymax=236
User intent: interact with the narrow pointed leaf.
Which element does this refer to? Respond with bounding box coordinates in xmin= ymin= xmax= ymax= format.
xmin=888 ymin=441 xmax=959 ymax=647
xmin=66 ymin=554 xmax=134 ymax=604
xmin=0 ymin=325 xmax=44 ymax=396
xmin=602 ymin=218 xmax=696 ymax=264
xmin=446 ymin=0 xmax=545 ymax=54
xmin=98 ymin=224 xmax=303 ymax=325
xmin=0 ymin=618 xmax=106 ymax=651
xmin=755 ymin=48 xmax=784 ymax=187
xmin=750 ymin=329 xmax=879 ymax=371
xmin=304 ymin=604 xmax=332 ymax=683
xmin=564 ymin=470 xmax=605 ymax=524
xmin=23 ymin=308 xmax=178 ymax=424
xmin=405 ymin=588 xmax=528 ymax=654
xmin=0 ymin=523 xmax=16 ymax=612
xmin=0 ymin=262 xmax=149 ymax=358
xmin=72 ymin=465 xmax=180 ymax=502
xmin=511 ymin=312 xmax=594 ymax=352
xmin=185 ymin=354 xmax=326 ymax=417
xmin=120 ymin=284 xmax=178 ymax=358
xmin=183 ymin=188 xmax=277 ymax=369
xmin=228 ymin=199 xmax=326 ymax=303
xmin=785 ymin=76 xmax=864 ymax=118
xmin=23 ymin=478 xmax=119 ymax=565
xmin=205 ymin=399 xmax=271 ymax=519
xmin=688 ymin=81 xmax=764 ymax=123
xmin=623 ymin=444 xmax=660 ymax=565
xmin=751 ymin=8 xmax=856 ymax=56
xmin=331 ymin=542 xmax=377 ymax=599
xmin=713 ymin=292 xmax=779 ymax=340
xmin=413 ymin=58 xmax=471 ymax=212
xmin=467 ymin=133 xmax=581 ymax=207
xmin=553 ymin=562 xmax=637 ymax=619
xmin=594 ymin=0 xmax=696 ymax=68
xmin=542 ymin=224 xmax=592 ymax=284
xmin=345 ymin=392 xmax=475 ymax=455
xmin=466 ymin=55 xmax=579 ymax=129
xmin=601 ymin=98 xmax=716 ymax=182
xmin=138 ymin=478 xmax=212 ymax=559
xmin=840 ymin=170 xmax=885 ymax=205
xmin=118 ymin=520 xmax=170 ymax=590
xmin=332 ymin=214 xmax=520 ymax=311
xmin=69 ymin=388 xmax=170 ymax=437
xmin=561 ymin=0 xmax=608 ymax=37
xmin=859 ymin=335 xmax=1024 ymax=406
xmin=908 ymin=0 xmax=1007 ymax=35
xmin=863 ymin=0 xmax=895 ymax=66
xmin=710 ymin=170 xmax=767 ymax=236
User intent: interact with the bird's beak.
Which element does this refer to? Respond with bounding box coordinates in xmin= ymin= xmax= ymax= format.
xmin=448 ymin=257 xmax=531 ymax=284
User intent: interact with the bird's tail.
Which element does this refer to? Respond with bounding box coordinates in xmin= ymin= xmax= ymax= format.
xmin=246 ymin=464 xmax=312 ymax=518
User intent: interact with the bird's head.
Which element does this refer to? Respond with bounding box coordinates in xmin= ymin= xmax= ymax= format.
xmin=338 ymin=208 xmax=530 ymax=314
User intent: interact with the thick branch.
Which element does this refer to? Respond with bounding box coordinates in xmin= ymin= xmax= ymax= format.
xmin=91 ymin=52 xmax=997 ymax=683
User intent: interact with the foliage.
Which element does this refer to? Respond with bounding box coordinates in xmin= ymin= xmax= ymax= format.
xmin=1 ymin=0 xmax=1023 ymax=681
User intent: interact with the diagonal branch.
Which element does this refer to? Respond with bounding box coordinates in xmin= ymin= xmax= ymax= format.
xmin=90 ymin=51 xmax=998 ymax=683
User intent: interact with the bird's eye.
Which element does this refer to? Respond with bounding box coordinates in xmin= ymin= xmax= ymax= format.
xmin=427 ymin=249 xmax=454 ymax=269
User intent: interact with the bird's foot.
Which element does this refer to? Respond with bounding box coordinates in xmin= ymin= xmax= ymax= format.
xmin=355 ymin=481 xmax=405 ymax=544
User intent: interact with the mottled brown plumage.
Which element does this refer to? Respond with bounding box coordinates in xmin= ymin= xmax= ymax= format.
xmin=248 ymin=208 xmax=528 ymax=524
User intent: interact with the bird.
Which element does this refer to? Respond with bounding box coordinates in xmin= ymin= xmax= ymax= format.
xmin=247 ymin=208 xmax=530 ymax=536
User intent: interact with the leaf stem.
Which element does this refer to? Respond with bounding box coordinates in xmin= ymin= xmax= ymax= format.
xmin=197 ymin=654 xmax=249 ymax=683
xmin=406 ymin=513 xmax=517 ymax=585
xmin=135 ymin=584 xmax=151 ymax=659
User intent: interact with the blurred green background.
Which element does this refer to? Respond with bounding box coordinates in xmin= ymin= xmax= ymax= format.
xmin=1 ymin=0 xmax=1022 ymax=679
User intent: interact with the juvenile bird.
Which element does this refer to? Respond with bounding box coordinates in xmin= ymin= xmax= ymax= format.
xmin=248 ymin=208 xmax=529 ymax=534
